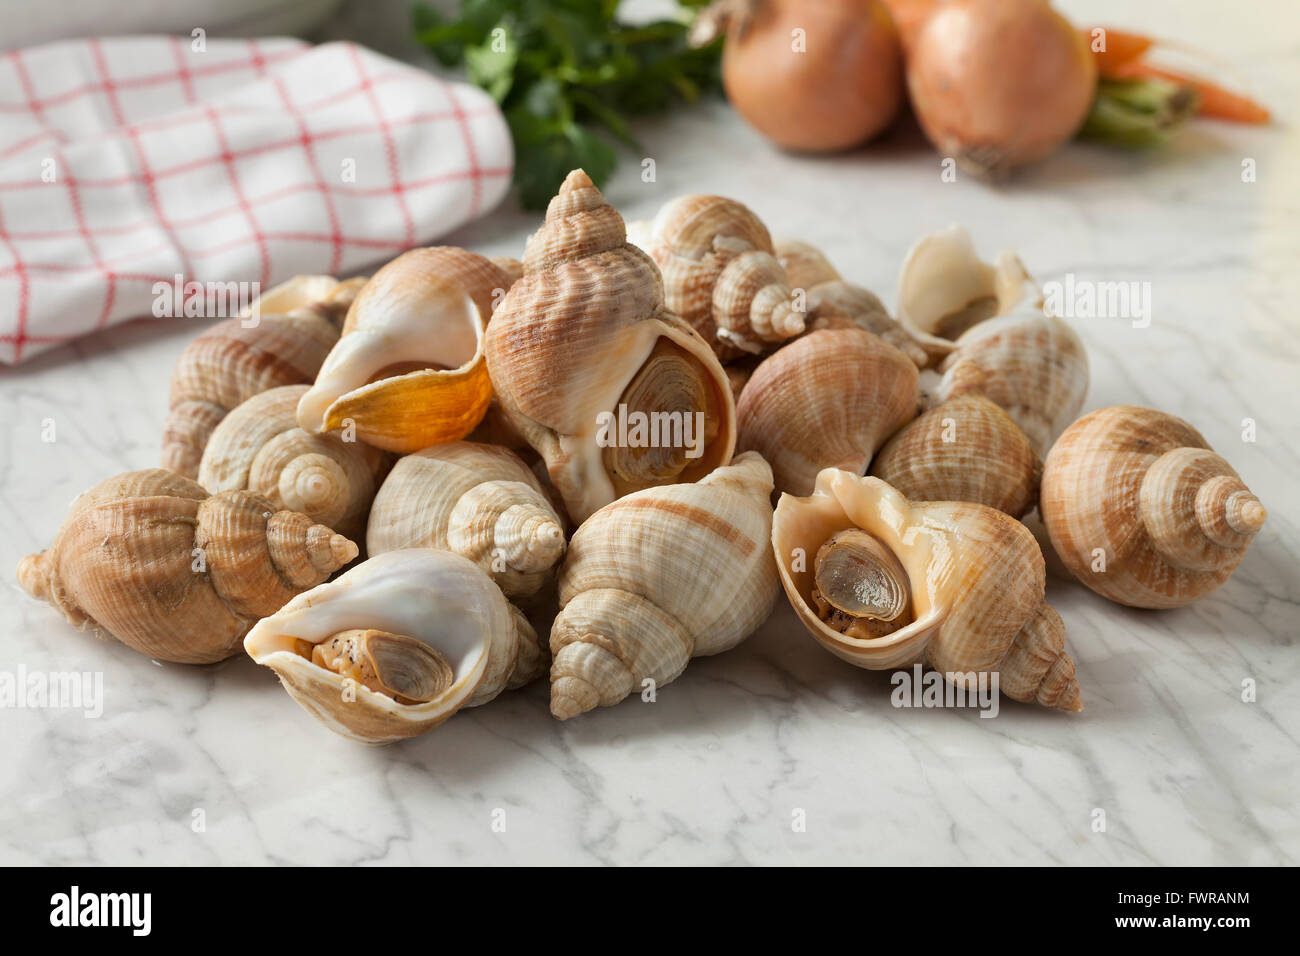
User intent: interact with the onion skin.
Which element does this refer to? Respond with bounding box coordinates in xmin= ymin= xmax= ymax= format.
xmin=722 ymin=0 xmax=904 ymax=153
xmin=906 ymin=0 xmax=1096 ymax=175
xmin=881 ymin=0 xmax=938 ymax=57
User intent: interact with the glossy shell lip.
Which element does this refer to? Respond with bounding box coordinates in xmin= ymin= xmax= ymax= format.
xmin=318 ymin=352 xmax=493 ymax=454
xmin=297 ymin=268 xmax=494 ymax=455
xmin=773 ymin=468 xmax=1083 ymax=712
xmin=243 ymin=548 xmax=511 ymax=744
xmin=772 ymin=470 xmax=942 ymax=671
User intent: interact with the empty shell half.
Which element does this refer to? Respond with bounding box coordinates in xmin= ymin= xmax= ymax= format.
xmin=896 ymin=225 xmax=1088 ymax=454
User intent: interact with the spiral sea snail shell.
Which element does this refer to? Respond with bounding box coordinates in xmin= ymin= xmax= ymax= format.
xmin=298 ymin=247 xmax=517 ymax=454
xmin=198 ymin=385 xmax=389 ymax=542
xmin=773 ymin=469 xmax=1082 ymax=711
xmin=1040 ymin=406 xmax=1267 ymax=609
xmin=869 ymin=392 xmax=1041 ymax=518
xmin=549 ymin=452 xmax=779 ymax=719
xmin=484 ymin=169 xmax=736 ymax=524
xmin=160 ymin=274 xmax=365 ymax=478
xmin=245 ymin=548 xmax=547 ymax=744
xmin=17 ymin=469 xmax=357 ymax=664
xmin=366 ymin=441 xmax=567 ymax=601
xmin=630 ymin=194 xmax=806 ymax=357
xmin=737 ymin=328 xmax=919 ymax=496
xmin=772 ymin=237 xmax=942 ymax=368
xmin=897 ymin=225 xmax=1089 ymax=456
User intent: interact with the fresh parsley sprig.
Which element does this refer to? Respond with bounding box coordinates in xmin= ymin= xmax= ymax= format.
xmin=414 ymin=0 xmax=721 ymax=209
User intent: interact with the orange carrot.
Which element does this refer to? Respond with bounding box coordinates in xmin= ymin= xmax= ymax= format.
xmin=1080 ymin=26 xmax=1153 ymax=73
xmin=1110 ymin=60 xmax=1271 ymax=124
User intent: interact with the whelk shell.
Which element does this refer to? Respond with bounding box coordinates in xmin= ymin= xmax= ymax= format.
xmin=773 ymin=237 xmax=942 ymax=368
xmin=869 ymin=392 xmax=1041 ymax=518
xmin=1041 ymin=405 xmax=1266 ymax=609
xmin=17 ymin=469 xmax=356 ymax=664
xmin=161 ymin=274 xmax=364 ymax=478
xmin=484 ymin=169 xmax=736 ymax=523
xmin=198 ymin=384 xmax=389 ymax=542
xmin=549 ymin=452 xmax=779 ymax=719
xmin=897 ymin=225 xmax=1089 ymax=455
xmin=366 ymin=441 xmax=567 ymax=600
xmin=934 ymin=313 xmax=1089 ymax=457
xmin=298 ymin=247 xmax=516 ymax=454
xmin=244 ymin=548 xmax=546 ymax=744
xmin=773 ymin=469 xmax=1082 ymax=711
xmin=896 ymin=224 xmax=1035 ymax=339
xmin=633 ymin=195 xmax=805 ymax=356
xmin=737 ymin=328 xmax=919 ymax=496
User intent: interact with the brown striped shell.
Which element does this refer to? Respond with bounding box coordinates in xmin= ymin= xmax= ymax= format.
xmin=773 ymin=237 xmax=944 ymax=368
xmin=633 ymin=195 xmax=805 ymax=357
xmin=484 ymin=170 xmax=736 ymax=523
xmin=198 ymin=385 xmax=390 ymax=542
xmin=366 ymin=441 xmax=566 ymax=600
xmin=737 ymin=328 xmax=919 ymax=496
xmin=773 ymin=469 xmax=1082 ymax=711
xmin=549 ymin=453 xmax=779 ymax=719
xmin=895 ymin=226 xmax=1088 ymax=455
xmin=870 ymin=393 xmax=1041 ymax=518
xmin=161 ymin=275 xmax=365 ymax=478
xmin=1041 ymin=406 xmax=1266 ymax=608
xmin=17 ymin=469 xmax=356 ymax=664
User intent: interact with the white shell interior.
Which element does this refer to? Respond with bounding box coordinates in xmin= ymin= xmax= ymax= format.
xmin=244 ymin=548 xmax=510 ymax=728
xmin=297 ymin=278 xmax=481 ymax=432
xmin=896 ymin=224 xmax=1036 ymax=334
xmin=774 ymin=470 xmax=947 ymax=669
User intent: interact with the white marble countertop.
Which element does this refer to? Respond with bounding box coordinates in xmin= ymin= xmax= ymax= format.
xmin=2 ymin=0 xmax=1297 ymax=865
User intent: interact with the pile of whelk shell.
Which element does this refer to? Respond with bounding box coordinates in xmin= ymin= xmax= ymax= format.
xmin=17 ymin=170 xmax=1268 ymax=744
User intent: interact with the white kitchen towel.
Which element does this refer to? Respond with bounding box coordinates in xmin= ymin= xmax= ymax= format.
xmin=0 ymin=36 xmax=513 ymax=363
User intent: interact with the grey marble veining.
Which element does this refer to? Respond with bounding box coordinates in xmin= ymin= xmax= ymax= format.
xmin=1 ymin=0 xmax=1297 ymax=865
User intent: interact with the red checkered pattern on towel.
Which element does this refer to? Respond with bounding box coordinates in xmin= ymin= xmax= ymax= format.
xmin=0 ymin=36 xmax=513 ymax=364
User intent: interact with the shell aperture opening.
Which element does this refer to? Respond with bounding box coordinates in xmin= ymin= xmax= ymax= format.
xmin=308 ymin=628 xmax=456 ymax=705
xmin=810 ymin=528 xmax=914 ymax=640
xmin=934 ymin=294 xmax=999 ymax=341
xmin=602 ymin=337 xmax=724 ymax=493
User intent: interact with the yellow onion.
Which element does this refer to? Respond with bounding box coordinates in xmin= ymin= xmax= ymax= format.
xmin=906 ymin=0 xmax=1096 ymax=175
xmin=706 ymin=0 xmax=905 ymax=153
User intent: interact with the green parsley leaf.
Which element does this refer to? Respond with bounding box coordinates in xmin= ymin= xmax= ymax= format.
xmin=414 ymin=0 xmax=721 ymax=208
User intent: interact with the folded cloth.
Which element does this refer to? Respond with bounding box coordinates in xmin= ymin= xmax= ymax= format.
xmin=0 ymin=37 xmax=513 ymax=363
